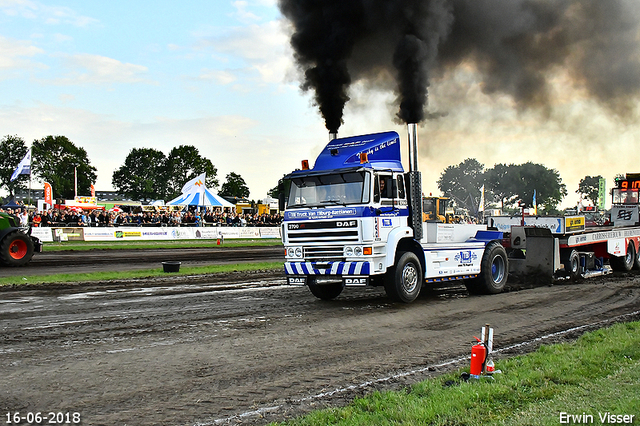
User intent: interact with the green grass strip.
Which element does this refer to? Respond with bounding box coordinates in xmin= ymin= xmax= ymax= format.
xmin=42 ymin=238 xmax=283 ymax=252
xmin=273 ymin=321 xmax=640 ymax=426
xmin=0 ymin=262 xmax=283 ymax=287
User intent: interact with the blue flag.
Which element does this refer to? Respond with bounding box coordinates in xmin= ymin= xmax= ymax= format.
xmin=10 ymin=149 xmax=31 ymax=182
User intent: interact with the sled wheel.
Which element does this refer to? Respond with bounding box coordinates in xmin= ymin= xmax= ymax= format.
xmin=474 ymin=241 xmax=508 ymax=294
xmin=308 ymin=277 xmax=344 ymax=301
xmin=384 ymin=251 xmax=422 ymax=303
xmin=0 ymin=231 xmax=35 ymax=267
xmin=561 ymin=250 xmax=581 ymax=281
xmin=611 ymin=241 xmax=635 ymax=272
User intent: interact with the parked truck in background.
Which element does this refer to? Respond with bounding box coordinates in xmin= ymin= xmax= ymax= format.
xmin=279 ymin=125 xmax=509 ymax=303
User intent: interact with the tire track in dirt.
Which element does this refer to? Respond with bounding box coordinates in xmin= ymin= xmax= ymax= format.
xmin=1 ymin=262 xmax=639 ymax=425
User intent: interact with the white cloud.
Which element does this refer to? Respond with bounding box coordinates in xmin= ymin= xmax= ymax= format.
xmin=52 ymin=33 xmax=73 ymax=43
xmin=0 ymin=0 xmax=98 ymax=27
xmin=0 ymin=101 xmax=302 ymax=199
xmin=53 ymin=53 xmax=150 ymax=85
xmin=198 ymin=69 xmax=238 ymax=85
xmin=0 ymin=0 xmax=38 ymax=19
xmin=198 ymin=20 xmax=294 ymax=87
xmin=0 ymin=35 xmax=45 ymax=77
xmin=232 ymin=0 xmax=261 ymax=23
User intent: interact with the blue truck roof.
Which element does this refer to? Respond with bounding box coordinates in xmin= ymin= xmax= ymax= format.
xmin=309 ymin=131 xmax=404 ymax=173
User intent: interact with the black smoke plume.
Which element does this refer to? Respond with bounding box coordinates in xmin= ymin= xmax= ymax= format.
xmin=279 ymin=0 xmax=640 ymax=132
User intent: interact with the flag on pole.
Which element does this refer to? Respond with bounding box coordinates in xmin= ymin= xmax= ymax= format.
xmin=91 ymin=184 xmax=95 ymax=197
xmin=478 ymin=185 xmax=485 ymax=214
xmin=10 ymin=149 xmax=31 ymax=181
xmin=181 ymin=172 xmax=206 ymax=195
xmin=533 ymin=189 xmax=538 ymax=215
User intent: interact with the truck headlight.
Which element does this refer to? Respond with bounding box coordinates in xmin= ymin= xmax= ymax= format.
xmin=344 ymin=246 xmax=354 ymax=257
xmin=286 ymin=247 xmax=303 ymax=258
xmin=354 ymin=246 xmax=363 ymax=256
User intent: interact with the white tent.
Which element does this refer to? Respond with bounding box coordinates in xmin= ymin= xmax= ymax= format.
xmin=167 ymin=187 xmax=234 ymax=207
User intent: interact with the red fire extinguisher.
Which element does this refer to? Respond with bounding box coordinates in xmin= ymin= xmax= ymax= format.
xmin=470 ymin=336 xmax=487 ymax=377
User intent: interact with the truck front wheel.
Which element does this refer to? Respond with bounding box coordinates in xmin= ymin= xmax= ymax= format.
xmin=467 ymin=242 xmax=508 ymax=295
xmin=308 ymin=278 xmax=344 ymax=301
xmin=0 ymin=231 xmax=35 ymax=267
xmin=384 ymin=251 xmax=423 ymax=303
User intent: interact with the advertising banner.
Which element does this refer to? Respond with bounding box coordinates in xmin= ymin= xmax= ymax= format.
xmin=44 ymin=182 xmax=53 ymax=206
xmin=598 ymin=178 xmax=606 ymax=210
xmin=31 ymin=227 xmax=54 ymax=242
xmin=611 ymin=205 xmax=639 ymax=227
xmin=55 ymin=226 xmax=281 ymax=242
xmin=259 ymin=227 xmax=281 ymax=238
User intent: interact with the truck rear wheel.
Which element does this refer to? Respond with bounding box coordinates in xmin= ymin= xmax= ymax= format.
xmin=611 ymin=241 xmax=635 ymax=272
xmin=308 ymin=278 xmax=344 ymax=301
xmin=469 ymin=241 xmax=508 ymax=295
xmin=384 ymin=251 xmax=422 ymax=303
xmin=0 ymin=231 xmax=35 ymax=267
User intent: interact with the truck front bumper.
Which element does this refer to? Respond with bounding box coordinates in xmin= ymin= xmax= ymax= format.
xmin=284 ymin=261 xmax=372 ymax=286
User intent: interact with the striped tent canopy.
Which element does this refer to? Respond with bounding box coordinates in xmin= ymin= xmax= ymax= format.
xmin=167 ymin=188 xmax=234 ymax=207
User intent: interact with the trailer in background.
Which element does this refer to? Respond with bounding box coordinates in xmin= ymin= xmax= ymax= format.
xmin=496 ymin=173 xmax=640 ymax=281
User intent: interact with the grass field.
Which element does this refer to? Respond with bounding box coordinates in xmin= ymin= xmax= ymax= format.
xmin=272 ymin=321 xmax=640 ymax=426
xmin=42 ymin=238 xmax=283 ymax=251
xmin=0 ymin=261 xmax=283 ymax=287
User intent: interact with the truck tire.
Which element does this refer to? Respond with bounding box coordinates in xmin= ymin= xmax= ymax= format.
xmin=561 ymin=250 xmax=580 ymax=281
xmin=0 ymin=231 xmax=35 ymax=267
xmin=307 ymin=278 xmax=344 ymax=301
xmin=472 ymin=241 xmax=508 ymax=294
xmin=611 ymin=241 xmax=635 ymax=272
xmin=384 ymin=251 xmax=422 ymax=303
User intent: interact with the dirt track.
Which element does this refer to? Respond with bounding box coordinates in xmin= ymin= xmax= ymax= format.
xmin=1 ymin=248 xmax=640 ymax=426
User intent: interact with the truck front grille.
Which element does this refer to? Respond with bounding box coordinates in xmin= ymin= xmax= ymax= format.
xmin=304 ymin=246 xmax=344 ymax=262
xmin=286 ymin=220 xmax=359 ymax=244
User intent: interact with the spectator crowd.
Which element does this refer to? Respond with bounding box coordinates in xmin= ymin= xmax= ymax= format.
xmin=0 ymin=206 xmax=282 ymax=228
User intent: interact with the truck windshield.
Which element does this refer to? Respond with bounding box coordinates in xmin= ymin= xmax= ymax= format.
xmin=287 ymin=171 xmax=370 ymax=208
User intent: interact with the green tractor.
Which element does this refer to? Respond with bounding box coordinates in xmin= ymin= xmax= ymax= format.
xmin=0 ymin=212 xmax=42 ymax=267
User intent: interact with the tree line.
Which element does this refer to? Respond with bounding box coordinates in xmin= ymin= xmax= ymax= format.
xmin=437 ymin=158 xmax=603 ymax=215
xmin=2 ymin=134 xmax=602 ymax=210
xmin=0 ymin=135 xmax=250 ymax=201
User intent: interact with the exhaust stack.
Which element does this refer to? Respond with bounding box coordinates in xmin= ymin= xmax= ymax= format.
xmin=329 ymin=131 xmax=338 ymax=141
xmin=407 ymin=123 xmax=419 ymax=172
xmin=406 ymin=123 xmax=423 ymax=241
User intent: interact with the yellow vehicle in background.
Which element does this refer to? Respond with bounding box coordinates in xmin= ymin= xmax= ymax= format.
xmin=422 ymin=196 xmax=459 ymax=223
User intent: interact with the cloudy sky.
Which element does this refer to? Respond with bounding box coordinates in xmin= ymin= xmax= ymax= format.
xmin=1 ymin=0 xmax=639 ymax=209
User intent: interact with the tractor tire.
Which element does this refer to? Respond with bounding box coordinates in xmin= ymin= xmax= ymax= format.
xmin=0 ymin=231 xmax=35 ymax=267
xmin=384 ymin=251 xmax=423 ymax=303
xmin=471 ymin=241 xmax=508 ymax=295
xmin=308 ymin=277 xmax=344 ymax=301
xmin=611 ymin=241 xmax=635 ymax=272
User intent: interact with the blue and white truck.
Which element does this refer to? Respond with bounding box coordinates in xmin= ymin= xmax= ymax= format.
xmin=279 ymin=125 xmax=508 ymax=303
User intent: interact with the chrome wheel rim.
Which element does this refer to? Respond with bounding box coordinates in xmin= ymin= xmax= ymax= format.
xmin=401 ymin=263 xmax=419 ymax=294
